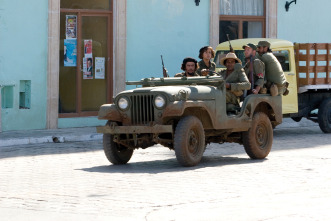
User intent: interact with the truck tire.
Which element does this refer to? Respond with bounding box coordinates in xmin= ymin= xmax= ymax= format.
xmin=174 ymin=116 xmax=205 ymax=167
xmin=243 ymin=112 xmax=273 ymax=159
xmin=318 ymin=98 xmax=331 ymax=133
xmin=103 ymin=134 xmax=134 ymax=165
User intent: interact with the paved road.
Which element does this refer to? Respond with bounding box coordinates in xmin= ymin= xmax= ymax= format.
xmin=0 ymin=126 xmax=330 ymax=220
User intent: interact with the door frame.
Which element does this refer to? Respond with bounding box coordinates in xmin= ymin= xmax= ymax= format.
xmin=47 ymin=0 xmax=126 ymax=128
xmin=59 ymin=10 xmax=113 ymax=118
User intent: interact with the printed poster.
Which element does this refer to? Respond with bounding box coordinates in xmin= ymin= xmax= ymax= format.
xmin=83 ymin=57 xmax=93 ymax=79
xmin=84 ymin=40 xmax=93 ymax=58
xmin=64 ymin=39 xmax=77 ymax=67
xmin=95 ymin=57 xmax=105 ymax=79
xmin=66 ymin=15 xmax=77 ymax=39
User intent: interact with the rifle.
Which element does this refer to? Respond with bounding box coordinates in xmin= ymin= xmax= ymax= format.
xmin=249 ymin=55 xmax=254 ymax=91
xmin=161 ymin=55 xmax=169 ymax=78
xmin=226 ymin=34 xmax=234 ymax=53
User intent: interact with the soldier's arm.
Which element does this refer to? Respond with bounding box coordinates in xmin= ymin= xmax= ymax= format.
xmin=230 ymin=69 xmax=251 ymax=91
xmin=253 ymin=59 xmax=265 ymax=88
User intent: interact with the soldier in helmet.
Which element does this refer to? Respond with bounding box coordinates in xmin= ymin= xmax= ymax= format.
xmin=242 ymin=43 xmax=266 ymax=95
xmin=218 ymin=53 xmax=251 ymax=111
xmin=257 ymin=40 xmax=288 ymax=96
xmin=174 ymin=57 xmax=200 ymax=77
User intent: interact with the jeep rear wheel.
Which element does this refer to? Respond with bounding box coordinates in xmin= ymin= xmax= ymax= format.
xmin=174 ymin=116 xmax=205 ymax=167
xmin=318 ymin=98 xmax=331 ymax=133
xmin=243 ymin=112 xmax=273 ymax=159
xmin=103 ymin=134 xmax=134 ymax=165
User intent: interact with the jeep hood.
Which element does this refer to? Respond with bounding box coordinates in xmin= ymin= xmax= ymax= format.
xmin=117 ymin=85 xmax=219 ymax=100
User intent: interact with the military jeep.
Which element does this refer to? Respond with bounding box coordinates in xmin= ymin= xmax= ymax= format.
xmin=96 ymin=76 xmax=282 ymax=167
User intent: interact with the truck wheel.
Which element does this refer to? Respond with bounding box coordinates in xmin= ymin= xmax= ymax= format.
xmin=103 ymin=134 xmax=133 ymax=165
xmin=318 ymin=98 xmax=331 ymax=133
xmin=174 ymin=116 xmax=205 ymax=167
xmin=243 ymin=112 xmax=273 ymax=159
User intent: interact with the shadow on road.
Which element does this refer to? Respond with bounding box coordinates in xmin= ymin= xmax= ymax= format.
xmin=78 ymin=156 xmax=263 ymax=174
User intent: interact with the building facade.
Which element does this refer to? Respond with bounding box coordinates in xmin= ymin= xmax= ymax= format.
xmin=1 ymin=0 xmax=330 ymax=131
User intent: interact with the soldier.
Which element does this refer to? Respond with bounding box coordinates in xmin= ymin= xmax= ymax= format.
xmin=196 ymin=46 xmax=216 ymax=76
xmin=243 ymin=43 xmax=265 ymax=95
xmin=218 ymin=53 xmax=251 ymax=111
xmin=174 ymin=57 xmax=200 ymax=77
xmin=257 ymin=40 xmax=288 ymax=96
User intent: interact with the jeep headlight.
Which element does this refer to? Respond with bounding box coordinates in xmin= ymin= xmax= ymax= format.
xmin=118 ymin=97 xmax=129 ymax=110
xmin=154 ymin=95 xmax=166 ymax=109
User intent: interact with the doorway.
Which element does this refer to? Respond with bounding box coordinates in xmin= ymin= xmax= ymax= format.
xmin=59 ymin=1 xmax=113 ymax=118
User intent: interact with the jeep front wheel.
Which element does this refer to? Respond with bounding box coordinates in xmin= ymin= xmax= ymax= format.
xmin=174 ymin=116 xmax=205 ymax=167
xmin=243 ymin=112 xmax=273 ymax=159
xmin=103 ymin=134 xmax=134 ymax=165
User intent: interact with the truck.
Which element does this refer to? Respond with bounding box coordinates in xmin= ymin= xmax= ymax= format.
xmin=97 ymin=74 xmax=283 ymax=167
xmin=214 ymin=38 xmax=331 ymax=133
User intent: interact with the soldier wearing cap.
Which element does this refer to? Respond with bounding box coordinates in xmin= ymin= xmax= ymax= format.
xmin=218 ymin=53 xmax=251 ymax=111
xmin=257 ymin=40 xmax=288 ymax=96
xmin=174 ymin=57 xmax=200 ymax=77
xmin=243 ymin=43 xmax=265 ymax=95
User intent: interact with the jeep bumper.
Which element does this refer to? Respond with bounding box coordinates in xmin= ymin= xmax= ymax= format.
xmin=96 ymin=124 xmax=173 ymax=134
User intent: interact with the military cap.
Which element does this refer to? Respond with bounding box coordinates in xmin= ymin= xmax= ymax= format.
xmin=242 ymin=43 xmax=257 ymax=51
xmin=257 ymin=40 xmax=271 ymax=48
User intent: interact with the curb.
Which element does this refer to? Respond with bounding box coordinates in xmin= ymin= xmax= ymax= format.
xmin=0 ymin=133 xmax=102 ymax=147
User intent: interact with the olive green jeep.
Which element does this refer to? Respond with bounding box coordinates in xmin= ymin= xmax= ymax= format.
xmin=96 ymin=76 xmax=282 ymax=167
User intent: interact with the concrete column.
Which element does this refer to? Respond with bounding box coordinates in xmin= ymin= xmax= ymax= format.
xmin=210 ymin=0 xmax=220 ymax=48
xmin=113 ymin=0 xmax=127 ymax=96
xmin=47 ymin=0 xmax=60 ymax=129
xmin=266 ymin=0 xmax=278 ymax=38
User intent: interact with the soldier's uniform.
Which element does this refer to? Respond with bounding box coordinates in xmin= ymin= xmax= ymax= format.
xmin=219 ymin=64 xmax=251 ymax=109
xmin=174 ymin=72 xmax=199 ymax=77
xmin=257 ymin=41 xmax=288 ymax=96
xmin=243 ymin=56 xmax=265 ymax=92
xmin=196 ymin=60 xmax=216 ymax=76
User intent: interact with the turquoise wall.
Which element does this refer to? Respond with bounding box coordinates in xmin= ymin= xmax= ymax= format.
xmin=0 ymin=0 xmax=48 ymax=131
xmin=277 ymin=0 xmax=331 ymax=43
xmin=126 ymin=0 xmax=210 ymax=88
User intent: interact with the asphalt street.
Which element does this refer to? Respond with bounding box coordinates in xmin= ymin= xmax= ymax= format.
xmin=0 ymin=125 xmax=330 ymax=221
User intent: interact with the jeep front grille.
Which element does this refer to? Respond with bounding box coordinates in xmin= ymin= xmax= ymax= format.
xmin=131 ymin=95 xmax=155 ymax=125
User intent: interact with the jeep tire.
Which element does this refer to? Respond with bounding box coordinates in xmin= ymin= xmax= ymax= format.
xmin=243 ymin=112 xmax=273 ymax=159
xmin=318 ymin=98 xmax=331 ymax=133
xmin=174 ymin=116 xmax=205 ymax=167
xmin=103 ymin=133 xmax=134 ymax=165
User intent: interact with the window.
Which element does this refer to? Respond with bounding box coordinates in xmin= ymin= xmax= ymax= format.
xmin=219 ymin=0 xmax=265 ymax=43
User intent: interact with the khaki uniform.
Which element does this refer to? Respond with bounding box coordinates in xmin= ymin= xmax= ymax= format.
xmin=174 ymin=72 xmax=199 ymax=77
xmin=244 ymin=56 xmax=265 ymax=90
xmin=260 ymin=52 xmax=287 ymax=95
xmin=196 ymin=60 xmax=216 ymax=76
xmin=219 ymin=66 xmax=251 ymax=108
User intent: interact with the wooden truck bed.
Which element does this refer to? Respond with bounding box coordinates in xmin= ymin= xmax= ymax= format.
xmin=294 ymin=43 xmax=331 ymax=87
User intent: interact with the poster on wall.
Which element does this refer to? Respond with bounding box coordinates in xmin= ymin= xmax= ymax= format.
xmin=95 ymin=57 xmax=105 ymax=79
xmin=84 ymin=39 xmax=93 ymax=58
xmin=64 ymin=39 xmax=77 ymax=67
xmin=66 ymin=15 xmax=77 ymax=39
xmin=83 ymin=57 xmax=93 ymax=79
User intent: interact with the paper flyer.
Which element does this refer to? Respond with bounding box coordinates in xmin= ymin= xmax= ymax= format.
xmin=64 ymin=39 xmax=77 ymax=67
xmin=95 ymin=57 xmax=105 ymax=79
xmin=83 ymin=57 xmax=93 ymax=79
xmin=84 ymin=40 xmax=93 ymax=58
xmin=66 ymin=15 xmax=77 ymax=39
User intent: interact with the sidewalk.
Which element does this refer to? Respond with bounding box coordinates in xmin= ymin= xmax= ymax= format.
xmin=0 ymin=127 xmax=102 ymax=147
xmin=0 ymin=118 xmax=318 ymax=147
